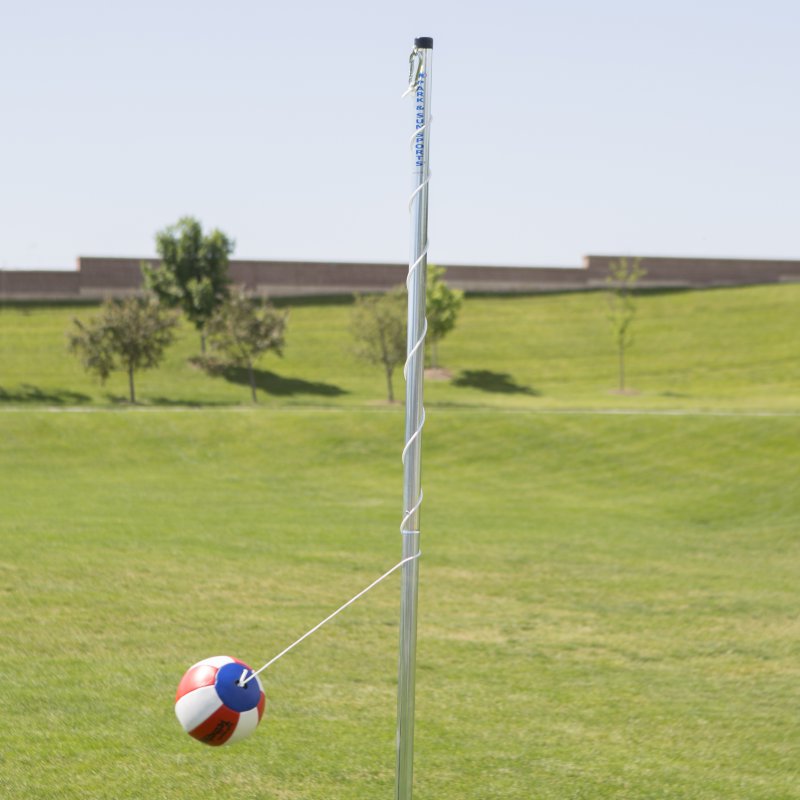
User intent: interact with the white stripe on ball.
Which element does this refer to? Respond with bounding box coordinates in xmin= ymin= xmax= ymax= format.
xmin=226 ymin=706 xmax=261 ymax=745
xmin=175 ymin=685 xmax=223 ymax=733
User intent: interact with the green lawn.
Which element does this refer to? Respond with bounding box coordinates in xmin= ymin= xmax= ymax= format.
xmin=0 ymin=287 xmax=798 ymax=798
xmin=1 ymin=284 xmax=798 ymax=410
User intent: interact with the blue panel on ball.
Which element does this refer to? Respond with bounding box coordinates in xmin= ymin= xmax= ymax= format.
xmin=215 ymin=662 xmax=261 ymax=713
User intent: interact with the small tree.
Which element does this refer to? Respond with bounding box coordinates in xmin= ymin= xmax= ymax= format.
xmin=68 ymin=298 xmax=178 ymax=403
xmin=142 ymin=216 xmax=234 ymax=352
xmin=351 ymin=289 xmax=407 ymax=402
xmin=426 ymin=264 xmax=463 ymax=369
xmin=606 ymin=257 xmax=646 ymax=392
xmin=206 ymin=290 xmax=288 ymax=403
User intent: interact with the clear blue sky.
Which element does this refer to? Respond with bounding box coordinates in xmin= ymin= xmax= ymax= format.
xmin=1 ymin=0 xmax=797 ymax=268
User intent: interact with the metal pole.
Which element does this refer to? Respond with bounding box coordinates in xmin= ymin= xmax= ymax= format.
xmin=396 ymin=35 xmax=433 ymax=800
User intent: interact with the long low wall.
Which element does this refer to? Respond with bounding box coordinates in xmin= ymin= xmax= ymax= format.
xmin=584 ymin=255 xmax=800 ymax=288
xmin=1 ymin=254 xmax=799 ymax=300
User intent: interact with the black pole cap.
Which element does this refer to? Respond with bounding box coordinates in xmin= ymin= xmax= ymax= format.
xmin=415 ymin=37 xmax=433 ymax=49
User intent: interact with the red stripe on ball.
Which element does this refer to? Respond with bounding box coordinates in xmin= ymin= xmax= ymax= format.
xmin=189 ymin=704 xmax=240 ymax=746
xmin=175 ymin=664 xmax=218 ymax=702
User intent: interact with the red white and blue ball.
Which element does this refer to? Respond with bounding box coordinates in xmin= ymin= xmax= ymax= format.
xmin=175 ymin=656 xmax=266 ymax=746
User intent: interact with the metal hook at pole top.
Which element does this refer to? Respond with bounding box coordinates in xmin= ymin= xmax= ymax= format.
xmin=402 ymin=37 xmax=433 ymax=98
xmin=402 ymin=51 xmax=423 ymax=98
xmin=407 ymin=51 xmax=421 ymax=90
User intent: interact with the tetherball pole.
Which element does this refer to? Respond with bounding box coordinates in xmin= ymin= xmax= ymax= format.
xmin=397 ymin=35 xmax=433 ymax=800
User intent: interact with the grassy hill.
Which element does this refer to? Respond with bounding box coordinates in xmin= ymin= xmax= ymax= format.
xmin=0 ymin=286 xmax=798 ymax=799
xmin=1 ymin=284 xmax=798 ymax=410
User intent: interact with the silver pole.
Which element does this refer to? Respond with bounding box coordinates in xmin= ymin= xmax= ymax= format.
xmin=396 ymin=35 xmax=433 ymax=800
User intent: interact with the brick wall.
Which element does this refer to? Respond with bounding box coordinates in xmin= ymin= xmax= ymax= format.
xmin=585 ymin=255 xmax=800 ymax=288
xmin=0 ymin=270 xmax=80 ymax=299
xmin=78 ymin=257 xmax=144 ymax=297
xmin=1 ymin=254 xmax=799 ymax=301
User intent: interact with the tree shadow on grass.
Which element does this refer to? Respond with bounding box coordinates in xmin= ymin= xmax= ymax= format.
xmin=0 ymin=384 xmax=91 ymax=405
xmin=147 ymin=397 xmax=240 ymax=408
xmin=104 ymin=394 xmax=236 ymax=407
xmin=193 ymin=359 xmax=347 ymax=398
xmin=452 ymin=370 xmax=539 ymax=396
xmin=103 ymin=394 xmax=137 ymax=405
xmin=223 ymin=367 xmax=347 ymax=397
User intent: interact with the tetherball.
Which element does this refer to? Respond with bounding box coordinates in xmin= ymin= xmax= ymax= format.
xmin=175 ymin=655 xmax=265 ymax=746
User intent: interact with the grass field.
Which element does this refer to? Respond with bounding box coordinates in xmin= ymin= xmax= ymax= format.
xmin=1 ymin=286 xmax=798 ymax=799
xmin=1 ymin=284 xmax=799 ymax=410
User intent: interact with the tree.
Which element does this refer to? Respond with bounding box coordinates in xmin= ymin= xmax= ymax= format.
xmin=351 ymin=288 xmax=407 ymax=403
xmin=68 ymin=298 xmax=178 ymax=403
xmin=425 ymin=264 xmax=463 ymax=369
xmin=205 ymin=290 xmax=288 ymax=403
xmin=142 ymin=216 xmax=233 ymax=352
xmin=606 ymin=257 xmax=646 ymax=392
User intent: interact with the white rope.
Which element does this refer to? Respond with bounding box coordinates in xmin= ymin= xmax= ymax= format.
xmin=407 ymin=119 xmax=433 ymax=150
xmin=403 ymin=319 xmax=428 ymax=381
xmin=241 ymin=54 xmax=431 ymax=690
xmin=241 ymin=550 xmax=421 ymax=685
